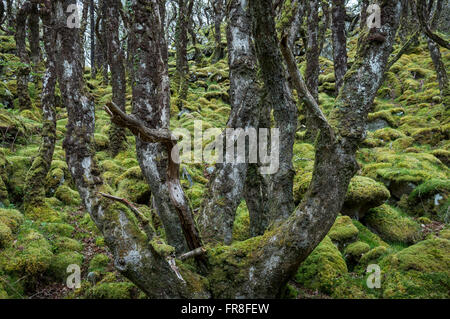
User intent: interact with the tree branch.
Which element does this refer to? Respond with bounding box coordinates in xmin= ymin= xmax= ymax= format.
xmin=416 ymin=0 xmax=449 ymax=49
xmin=280 ymin=35 xmax=335 ymax=140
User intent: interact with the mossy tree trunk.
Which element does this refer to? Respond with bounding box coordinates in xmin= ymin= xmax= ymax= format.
xmin=212 ymin=0 xmax=225 ymax=62
xmin=250 ymin=0 xmax=298 ymax=224
xmin=15 ymin=0 xmax=33 ymax=110
xmin=24 ymin=0 xmax=57 ymax=217
xmin=331 ymin=0 xmax=348 ymax=93
xmin=90 ymin=0 xmax=96 ymax=79
xmin=28 ymin=3 xmax=40 ymax=76
xmin=174 ymin=0 xmax=193 ymax=111
xmin=104 ymin=0 xmax=127 ymax=157
xmin=197 ymin=0 xmax=260 ymax=244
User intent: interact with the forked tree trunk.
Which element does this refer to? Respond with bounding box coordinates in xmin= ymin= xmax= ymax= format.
xmin=15 ymin=0 xmax=32 ymax=110
xmin=104 ymin=0 xmax=127 ymax=157
xmin=23 ymin=0 xmax=57 ymax=217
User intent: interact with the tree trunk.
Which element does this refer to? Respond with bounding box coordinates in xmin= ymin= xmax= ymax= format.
xmin=90 ymin=0 xmax=96 ymax=78
xmin=28 ymin=3 xmax=40 ymax=74
xmin=250 ymin=0 xmax=298 ymax=224
xmin=80 ymin=0 xmax=89 ymax=71
xmin=24 ymin=0 xmax=57 ymax=219
xmin=104 ymin=0 xmax=127 ymax=157
xmin=15 ymin=0 xmax=32 ymax=110
xmin=174 ymin=0 xmax=191 ymax=111
xmin=212 ymin=0 xmax=225 ymax=62
xmin=331 ymin=0 xmax=348 ymax=93
xmin=197 ymin=0 xmax=260 ymax=245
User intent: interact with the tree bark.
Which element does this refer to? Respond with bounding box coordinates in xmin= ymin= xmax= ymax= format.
xmin=250 ymin=0 xmax=297 ymax=225
xmin=197 ymin=0 xmax=260 ymax=245
xmin=28 ymin=2 xmax=40 ymax=74
xmin=90 ymin=0 xmax=96 ymax=78
xmin=24 ymin=0 xmax=57 ymax=217
xmin=104 ymin=0 xmax=127 ymax=157
xmin=212 ymin=0 xmax=225 ymax=62
xmin=15 ymin=0 xmax=32 ymax=110
xmin=331 ymin=0 xmax=348 ymax=93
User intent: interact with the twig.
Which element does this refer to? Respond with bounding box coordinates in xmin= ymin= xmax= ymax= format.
xmin=177 ymin=247 xmax=206 ymax=261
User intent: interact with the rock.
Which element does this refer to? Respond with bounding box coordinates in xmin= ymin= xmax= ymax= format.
xmin=367 ymin=118 xmax=390 ymax=131
xmin=342 ymin=176 xmax=390 ymax=219
xmin=328 ymin=216 xmax=359 ymax=249
xmin=363 ymin=204 xmax=421 ymax=244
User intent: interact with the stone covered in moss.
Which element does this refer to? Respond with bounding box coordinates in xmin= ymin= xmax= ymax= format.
xmin=89 ymin=254 xmax=110 ymax=273
xmin=52 ymin=236 xmax=84 ymax=253
xmin=54 ymin=185 xmax=81 ymax=206
xmin=380 ymin=238 xmax=450 ymax=298
xmin=364 ymin=204 xmax=420 ymax=244
xmin=0 ymin=221 xmax=13 ymax=248
xmin=116 ymin=166 xmax=151 ymax=204
xmin=0 ymin=208 xmax=24 ymax=233
xmin=328 ymin=216 xmax=359 ymax=248
xmin=407 ymin=179 xmax=450 ymax=222
xmin=295 ymin=236 xmax=348 ymax=294
xmin=357 ymin=246 xmax=389 ymax=270
xmin=344 ymin=241 xmax=370 ymax=267
xmin=342 ymin=176 xmax=390 ymax=219
xmin=0 ymin=228 xmax=53 ymax=276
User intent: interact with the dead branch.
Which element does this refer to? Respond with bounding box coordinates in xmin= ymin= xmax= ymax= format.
xmin=177 ymin=247 xmax=207 ymax=261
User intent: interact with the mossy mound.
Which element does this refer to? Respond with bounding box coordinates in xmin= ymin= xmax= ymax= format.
xmin=407 ymin=179 xmax=450 ymax=222
xmin=48 ymin=251 xmax=84 ymax=282
xmin=342 ymin=176 xmax=390 ymax=219
xmin=89 ymin=254 xmax=111 ymax=273
xmin=328 ymin=216 xmax=359 ymax=248
xmin=115 ymin=166 xmax=151 ymax=204
xmin=0 ymin=221 xmax=13 ymax=248
xmin=357 ymin=246 xmax=389 ymax=271
xmin=51 ymin=236 xmax=84 ymax=253
xmin=295 ymin=236 xmax=348 ymax=294
xmin=364 ymin=204 xmax=421 ymax=244
xmin=0 ymin=208 xmax=24 ymax=233
xmin=344 ymin=241 xmax=370 ymax=268
xmin=380 ymin=238 xmax=450 ymax=299
xmin=0 ymin=228 xmax=53 ymax=277
xmin=54 ymin=185 xmax=81 ymax=206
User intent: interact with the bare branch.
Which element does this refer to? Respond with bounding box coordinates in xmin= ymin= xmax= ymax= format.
xmin=177 ymin=247 xmax=207 ymax=261
xmin=280 ymin=35 xmax=335 ymax=140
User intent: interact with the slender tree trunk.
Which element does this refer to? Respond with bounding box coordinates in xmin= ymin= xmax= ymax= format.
xmin=331 ymin=0 xmax=348 ymax=94
xmin=303 ymin=0 xmax=320 ymax=140
xmin=104 ymin=0 xmax=127 ymax=157
xmin=28 ymin=3 xmax=40 ymax=74
xmin=15 ymin=0 xmax=32 ymax=110
xmin=197 ymin=0 xmax=260 ymax=245
xmin=80 ymin=0 xmax=89 ymax=71
xmin=24 ymin=0 xmax=57 ymax=219
xmin=6 ymin=0 xmax=14 ymax=33
xmin=175 ymin=0 xmax=191 ymax=110
xmin=212 ymin=0 xmax=225 ymax=62
xmin=90 ymin=0 xmax=96 ymax=78
xmin=250 ymin=0 xmax=298 ymax=224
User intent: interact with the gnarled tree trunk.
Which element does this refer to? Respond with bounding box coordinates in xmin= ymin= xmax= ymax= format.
xmin=331 ymin=0 xmax=348 ymax=93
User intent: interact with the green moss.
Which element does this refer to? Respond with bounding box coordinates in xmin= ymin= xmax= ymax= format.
xmin=52 ymin=236 xmax=84 ymax=253
xmin=411 ymin=127 xmax=444 ymax=146
xmin=89 ymin=254 xmax=110 ymax=273
xmin=48 ymin=251 xmax=84 ymax=282
xmin=150 ymin=237 xmax=175 ymax=257
xmin=364 ymin=204 xmax=421 ymax=244
xmin=344 ymin=241 xmax=370 ymax=261
xmin=0 ymin=227 xmax=53 ymax=276
xmin=373 ymin=128 xmax=405 ymax=142
xmin=328 ymin=216 xmax=359 ymax=247
xmin=54 ymin=185 xmax=81 ymax=206
xmin=25 ymin=203 xmax=61 ymax=223
xmin=232 ymin=201 xmax=250 ymax=242
xmin=85 ymin=281 xmax=137 ymax=299
xmin=380 ymin=238 xmax=450 ymax=298
xmin=357 ymin=246 xmax=389 ymax=270
xmin=0 ymin=221 xmax=13 ymax=248
xmin=295 ymin=236 xmax=348 ymax=294
xmin=39 ymin=222 xmax=74 ymax=237
xmin=352 ymin=220 xmax=389 ymax=249
xmin=343 ymin=176 xmax=390 ymax=219
xmin=0 ymin=208 xmax=24 ymax=233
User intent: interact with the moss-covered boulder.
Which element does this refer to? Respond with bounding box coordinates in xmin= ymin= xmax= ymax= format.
xmin=295 ymin=236 xmax=347 ymax=294
xmin=54 ymin=185 xmax=81 ymax=206
xmin=407 ymin=179 xmax=450 ymax=222
xmin=48 ymin=251 xmax=84 ymax=282
xmin=344 ymin=241 xmax=370 ymax=269
xmin=0 ymin=221 xmax=13 ymax=248
xmin=357 ymin=246 xmax=389 ymax=270
xmin=328 ymin=216 xmax=359 ymax=249
xmin=116 ymin=166 xmax=151 ymax=204
xmin=52 ymin=236 xmax=84 ymax=253
xmin=380 ymin=238 xmax=450 ymax=298
xmin=342 ymin=176 xmax=390 ymax=219
xmin=0 ymin=228 xmax=53 ymax=277
xmin=0 ymin=208 xmax=24 ymax=233
xmin=364 ymin=204 xmax=421 ymax=244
